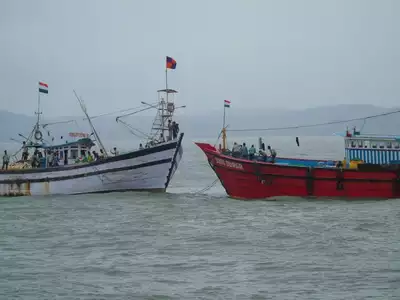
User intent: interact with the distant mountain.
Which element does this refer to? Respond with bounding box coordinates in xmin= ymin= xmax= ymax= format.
xmin=1 ymin=104 xmax=399 ymax=143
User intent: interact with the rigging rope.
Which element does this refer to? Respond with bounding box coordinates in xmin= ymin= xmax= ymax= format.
xmin=193 ymin=179 xmax=219 ymax=194
xmin=227 ymin=108 xmax=400 ymax=132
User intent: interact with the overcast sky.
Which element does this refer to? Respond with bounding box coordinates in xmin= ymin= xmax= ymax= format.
xmin=1 ymin=0 xmax=399 ymax=118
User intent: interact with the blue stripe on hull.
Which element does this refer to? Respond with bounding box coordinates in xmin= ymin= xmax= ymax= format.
xmin=275 ymin=157 xmax=336 ymax=167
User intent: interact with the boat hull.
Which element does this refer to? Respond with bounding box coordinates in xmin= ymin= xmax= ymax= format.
xmin=0 ymin=133 xmax=184 ymax=197
xmin=196 ymin=142 xmax=400 ymax=200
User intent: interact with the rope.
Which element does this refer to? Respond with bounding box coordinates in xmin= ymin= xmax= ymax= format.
xmin=227 ymin=108 xmax=400 ymax=132
xmin=193 ymin=179 xmax=219 ymax=194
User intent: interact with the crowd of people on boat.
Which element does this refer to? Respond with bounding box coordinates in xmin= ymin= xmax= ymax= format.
xmin=1 ymin=142 xmax=124 ymax=171
xmin=138 ymin=119 xmax=180 ymax=149
xmin=230 ymin=142 xmax=277 ymax=163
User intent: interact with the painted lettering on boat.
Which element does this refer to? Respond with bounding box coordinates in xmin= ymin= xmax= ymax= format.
xmin=215 ymin=157 xmax=244 ymax=170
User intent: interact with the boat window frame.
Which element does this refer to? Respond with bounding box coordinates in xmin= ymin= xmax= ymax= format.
xmin=71 ymin=149 xmax=78 ymax=159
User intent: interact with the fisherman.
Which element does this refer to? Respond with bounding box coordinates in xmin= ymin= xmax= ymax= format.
xmin=249 ymin=144 xmax=256 ymax=160
xmin=231 ymin=142 xmax=241 ymax=158
xmin=167 ymin=120 xmax=173 ymax=141
xmin=172 ymin=121 xmax=180 ymax=139
xmin=46 ymin=150 xmax=53 ymax=167
xmin=2 ymin=150 xmax=9 ymax=170
xmin=139 ymin=143 xmax=144 ymax=150
xmin=267 ymin=145 xmax=277 ymax=163
xmin=99 ymin=149 xmax=105 ymax=159
xmin=53 ymin=151 xmax=60 ymax=166
xmin=241 ymin=143 xmax=248 ymax=159
xmin=258 ymin=149 xmax=268 ymax=162
xmin=21 ymin=141 xmax=29 ymax=161
xmin=87 ymin=152 xmax=94 ymax=162
xmin=92 ymin=151 xmax=99 ymax=161
xmin=110 ymin=147 xmax=119 ymax=156
xmin=31 ymin=150 xmax=39 ymax=168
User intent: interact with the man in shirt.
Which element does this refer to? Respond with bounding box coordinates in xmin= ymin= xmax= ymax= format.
xmin=2 ymin=150 xmax=10 ymax=170
xmin=267 ymin=145 xmax=277 ymax=163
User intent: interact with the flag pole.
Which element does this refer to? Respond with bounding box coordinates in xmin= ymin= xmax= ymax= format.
xmin=36 ymin=87 xmax=41 ymax=128
xmin=165 ymin=67 xmax=168 ymax=103
xmin=222 ymin=102 xmax=227 ymax=151
xmin=223 ymin=103 xmax=226 ymax=129
xmin=165 ymin=68 xmax=168 ymax=91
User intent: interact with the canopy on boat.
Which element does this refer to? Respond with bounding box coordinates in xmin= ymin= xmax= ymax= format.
xmin=26 ymin=138 xmax=95 ymax=150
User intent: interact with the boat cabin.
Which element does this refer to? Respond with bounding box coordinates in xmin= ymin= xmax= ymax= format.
xmin=28 ymin=137 xmax=95 ymax=167
xmin=344 ymin=127 xmax=400 ymax=165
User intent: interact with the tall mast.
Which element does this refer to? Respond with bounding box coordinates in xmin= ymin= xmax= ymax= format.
xmin=73 ymin=90 xmax=108 ymax=158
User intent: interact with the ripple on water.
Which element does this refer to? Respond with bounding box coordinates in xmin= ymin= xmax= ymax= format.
xmin=1 ymin=182 xmax=400 ymax=299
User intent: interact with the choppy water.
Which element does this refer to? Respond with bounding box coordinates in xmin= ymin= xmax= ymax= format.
xmin=1 ymin=136 xmax=400 ymax=299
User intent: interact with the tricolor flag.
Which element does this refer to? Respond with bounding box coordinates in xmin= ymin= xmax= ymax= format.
xmin=166 ymin=56 xmax=177 ymax=69
xmin=39 ymin=81 xmax=48 ymax=94
xmin=224 ymin=100 xmax=231 ymax=108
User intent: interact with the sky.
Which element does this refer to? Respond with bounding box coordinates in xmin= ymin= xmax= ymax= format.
xmin=1 ymin=0 xmax=399 ymax=118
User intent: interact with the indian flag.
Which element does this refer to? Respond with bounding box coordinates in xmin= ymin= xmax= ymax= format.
xmin=39 ymin=81 xmax=48 ymax=94
xmin=224 ymin=100 xmax=231 ymax=108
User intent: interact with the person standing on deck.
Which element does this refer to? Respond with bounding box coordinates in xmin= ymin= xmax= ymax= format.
xmin=172 ymin=121 xmax=177 ymax=139
xmin=241 ymin=143 xmax=248 ymax=159
xmin=110 ymin=147 xmax=119 ymax=156
xmin=249 ymin=145 xmax=256 ymax=160
xmin=139 ymin=143 xmax=144 ymax=150
xmin=31 ymin=150 xmax=39 ymax=168
xmin=21 ymin=141 xmax=29 ymax=161
xmin=99 ymin=149 xmax=105 ymax=159
xmin=92 ymin=151 xmax=99 ymax=161
xmin=231 ymin=142 xmax=241 ymax=158
xmin=167 ymin=120 xmax=173 ymax=141
xmin=267 ymin=145 xmax=277 ymax=163
xmin=2 ymin=150 xmax=10 ymax=170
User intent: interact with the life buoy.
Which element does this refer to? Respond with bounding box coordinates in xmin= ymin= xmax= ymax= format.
xmin=34 ymin=130 xmax=43 ymax=140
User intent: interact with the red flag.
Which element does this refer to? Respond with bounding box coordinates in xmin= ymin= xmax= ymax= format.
xmin=166 ymin=56 xmax=177 ymax=69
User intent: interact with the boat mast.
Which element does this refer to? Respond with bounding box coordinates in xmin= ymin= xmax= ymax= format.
xmin=36 ymin=88 xmax=41 ymax=130
xmin=73 ymin=90 xmax=108 ymax=158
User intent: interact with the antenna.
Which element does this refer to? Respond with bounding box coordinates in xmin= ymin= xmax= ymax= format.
xmin=73 ymin=90 xmax=108 ymax=158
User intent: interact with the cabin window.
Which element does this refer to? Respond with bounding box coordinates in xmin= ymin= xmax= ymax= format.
xmin=71 ymin=149 xmax=78 ymax=159
xmin=372 ymin=142 xmax=377 ymax=149
xmin=387 ymin=142 xmax=393 ymax=149
xmin=394 ymin=142 xmax=400 ymax=149
xmin=81 ymin=150 xmax=86 ymax=157
xmin=351 ymin=140 xmax=356 ymax=147
xmin=357 ymin=140 xmax=363 ymax=148
xmin=379 ymin=143 xmax=385 ymax=149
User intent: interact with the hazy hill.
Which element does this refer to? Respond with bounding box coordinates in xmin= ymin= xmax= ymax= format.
xmin=1 ymin=104 xmax=399 ymax=144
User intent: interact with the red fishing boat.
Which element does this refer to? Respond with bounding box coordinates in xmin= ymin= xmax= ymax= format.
xmin=195 ymin=106 xmax=400 ymax=199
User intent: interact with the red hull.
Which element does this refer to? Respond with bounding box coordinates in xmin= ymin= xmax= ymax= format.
xmin=195 ymin=142 xmax=400 ymax=200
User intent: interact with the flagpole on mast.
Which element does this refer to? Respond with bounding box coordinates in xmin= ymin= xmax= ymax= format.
xmin=222 ymin=102 xmax=227 ymax=151
xmin=223 ymin=104 xmax=226 ymax=129
xmin=36 ymin=88 xmax=41 ymax=128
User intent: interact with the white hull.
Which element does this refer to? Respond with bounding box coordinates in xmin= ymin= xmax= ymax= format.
xmin=0 ymin=134 xmax=184 ymax=197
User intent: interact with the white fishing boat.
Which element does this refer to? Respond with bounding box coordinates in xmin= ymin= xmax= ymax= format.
xmin=0 ymin=59 xmax=184 ymax=196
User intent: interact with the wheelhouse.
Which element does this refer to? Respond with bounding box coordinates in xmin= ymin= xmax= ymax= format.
xmin=343 ymin=128 xmax=400 ymax=165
